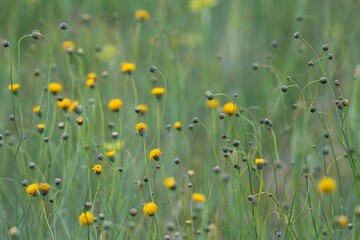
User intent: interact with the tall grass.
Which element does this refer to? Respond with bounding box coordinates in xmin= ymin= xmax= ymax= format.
xmin=0 ymin=0 xmax=360 ymax=239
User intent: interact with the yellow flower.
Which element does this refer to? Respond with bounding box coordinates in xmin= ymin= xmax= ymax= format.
xmin=121 ymin=62 xmax=136 ymax=74
xmin=135 ymin=122 xmax=148 ymax=136
xmin=143 ymin=202 xmax=157 ymax=216
xmin=33 ymin=106 xmax=41 ymax=114
xmin=69 ymin=100 xmax=79 ymax=112
xmin=135 ymin=10 xmax=150 ymax=21
xmin=26 ymin=183 xmax=39 ymax=196
xmin=174 ymin=121 xmax=182 ymax=131
xmin=223 ymin=102 xmax=238 ymax=115
xmin=57 ymin=98 xmax=71 ymax=110
xmin=8 ymin=83 xmax=20 ymax=93
xmin=336 ymin=215 xmax=348 ymax=229
xmin=62 ymin=41 xmax=75 ymax=52
xmin=108 ymin=98 xmax=123 ymax=112
xmin=85 ymin=78 xmax=95 ymax=88
xmin=151 ymin=87 xmax=165 ymax=99
xmin=189 ymin=0 xmax=218 ymax=13
xmin=318 ymin=177 xmax=336 ymax=194
xmin=106 ymin=150 xmax=116 ymax=160
xmin=87 ymin=72 xmax=96 ymax=79
xmin=79 ymin=211 xmax=94 ymax=225
xmin=97 ymin=44 xmax=117 ymax=61
xmin=76 ymin=117 xmax=83 ymax=126
xmin=255 ymin=158 xmax=266 ymax=169
xmin=164 ymin=177 xmax=176 ymax=190
xmin=39 ymin=183 xmax=51 ymax=196
xmin=135 ymin=104 xmax=148 ymax=114
xmin=104 ymin=141 xmax=123 ymax=151
xmin=92 ymin=164 xmax=102 ymax=175
xmin=48 ymin=82 xmax=63 ymax=95
xmin=37 ymin=123 xmax=45 ymax=134
xmin=149 ymin=148 xmax=161 ymax=161
xmin=207 ymin=99 xmax=219 ymax=108
xmin=192 ymin=193 xmax=206 ymax=202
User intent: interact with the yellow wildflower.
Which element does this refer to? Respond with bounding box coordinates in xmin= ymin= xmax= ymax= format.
xmin=26 ymin=183 xmax=39 ymax=196
xmin=189 ymin=0 xmax=218 ymax=13
xmin=151 ymin=87 xmax=165 ymax=99
xmin=143 ymin=202 xmax=157 ymax=216
xmin=79 ymin=211 xmax=94 ymax=225
xmin=33 ymin=106 xmax=41 ymax=115
xmin=87 ymin=72 xmax=96 ymax=79
xmin=108 ymin=98 xmax=123 ymax=112
xmin=135 ymin=10 xmax=150 ymax=21
xmin=174 ymin=121 xmax=182 ymax=131
xmin=8 ymin=83 xmax=20 ymax=93
xmin=164 ymin=177 xmax=176 ymax=190
xmin=121 ymin=62 xmax=136 ymax=74
xmin=48 ymin=82 xmax=63 ymax=95
xmin=57 ymin=98 xmax=71 ymax=110
xmin=39 ymin=183 xmax=51 ymax=196
xmin=192 ymin=193 xmax=206 ymax=202
xmin=85 ymin=78 xmax=95 ymax=88
xmin=135 ymin=104 xmax=149 ymax=114
xmin=318 ymin=177 xmax=336 ymax=194
xmin=92 ymin=164 xmax=102 ymax=175
xmin=62 ymin=41 xmax=75 ymax=53
xmin=149 ymin=148 xmax=161 ymax=161
xmin=336 ymin=215 xmax=348 ymax=229
xmin=207 ymin=99 xmax=219 ymax=108
xmin=223 ymin=102 xmax=238 ymax=115
xmin=135 ymin=123 xmax=148 ymax=136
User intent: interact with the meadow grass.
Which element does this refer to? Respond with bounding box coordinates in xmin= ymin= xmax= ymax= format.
xmin=1 ymin=0 xmax=360 ymax=239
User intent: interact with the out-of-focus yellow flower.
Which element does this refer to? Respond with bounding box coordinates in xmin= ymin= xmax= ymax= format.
xmin=151 ymin=87 xmax=165 ymax=99
xmin=8 ymin=83 xmax=20 ymax=93
xmin=207 ymin=99 xmax=219 ymax=108
xmin=121 ymin=62 xmax=136 ymax=74
xmin=87 ymin=72 xmax=96 ymax=79
xmin=33 ymin=106 xmax=41 ymax=115
xmin=37 ymin=124 xmax=45 ymax=133
xmin=39 ymin=183 xmax=51 ymax=196
xmin=135 ymin=10 xmax=150 ymax=21
xmin=189 ymin=0 xmax=218 ymax=13
xmin=69 ymin=100 xmax=79 ymax=112
xmin=104 ymin=141 xmax=123 ymax=151
xmin=318 ymin=177 xmax=336 ymax=194
xmin=62 ymin=41 xmax=75 ymax=52
xmin=164 ymin=177 xmax=176 ymax=190
xmin=192 ymin=193 xmax=206 ymax=202
xmin=174 ymin=121 xmax=182 ymax=131
xmin=97 ymin=44 xmax=117 ymax=61
xmin=135 ymin=104 xmax=148 ymax=114
xmin=57 ymin=98 xmax=71 ymax=110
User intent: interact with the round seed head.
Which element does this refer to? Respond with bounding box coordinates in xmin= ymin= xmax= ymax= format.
xmin=59 ymin=23 xmax=68 ymax=30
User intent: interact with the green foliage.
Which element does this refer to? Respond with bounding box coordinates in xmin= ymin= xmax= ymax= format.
xmin=1 ymin=0 xmax=360 ymax=239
